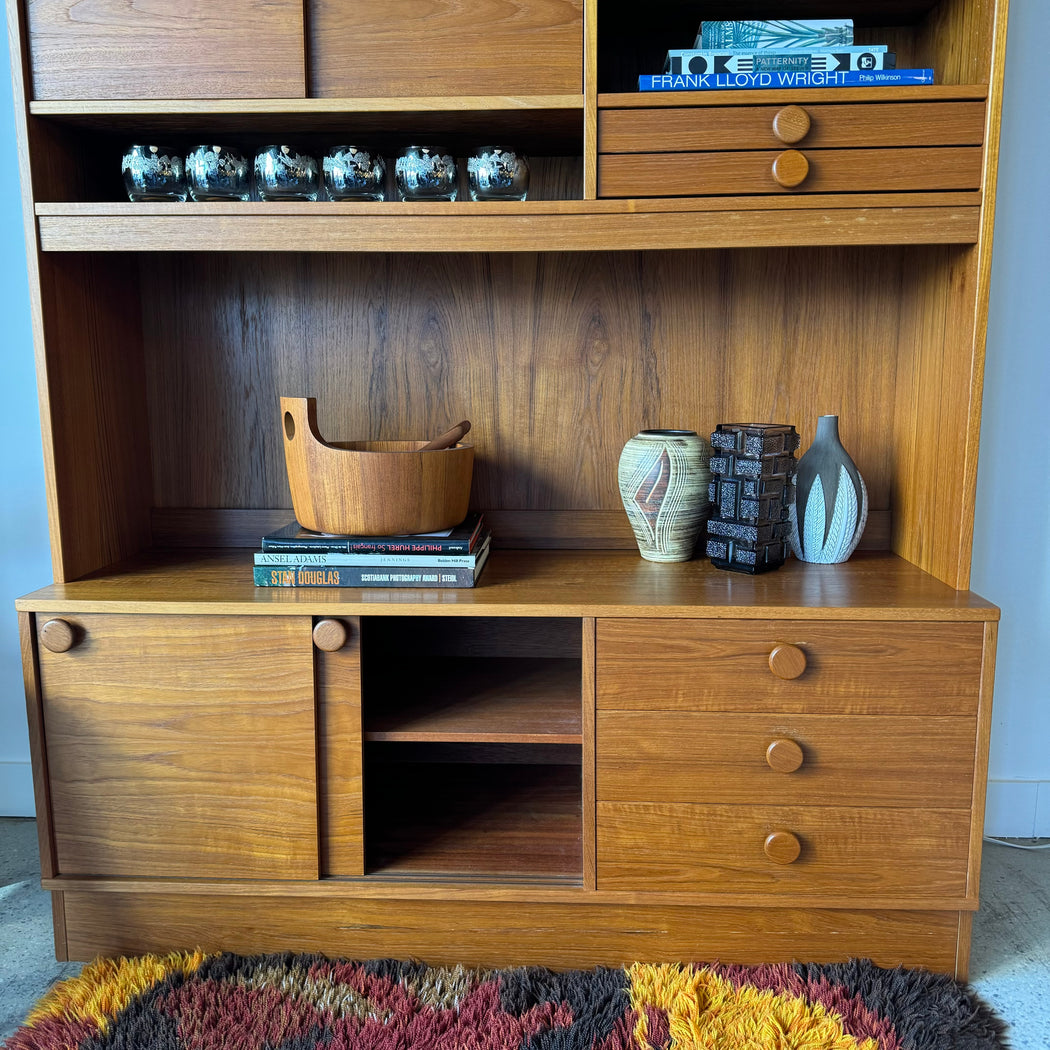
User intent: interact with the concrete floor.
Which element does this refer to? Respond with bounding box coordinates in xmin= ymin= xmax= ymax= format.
xmin=1 ymin=818 xmax=1048 ymax=1045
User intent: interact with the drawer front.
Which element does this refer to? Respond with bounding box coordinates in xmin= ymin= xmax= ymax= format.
xmin=597 ymin=712 xmax=976 ymax=807
xmin=596 ymin=619 xmax=984 ymax=716
xmin=597 ymin=802 xmax=970 ymax=897
xmin=598 ymin=102 xmax=987 ymax=153
xmin=597 ymin=147 xmax=983 ymax=197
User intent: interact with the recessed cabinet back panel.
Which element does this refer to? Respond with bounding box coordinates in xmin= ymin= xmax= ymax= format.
xmin=139 ymin=247 xmax=906 ymax=522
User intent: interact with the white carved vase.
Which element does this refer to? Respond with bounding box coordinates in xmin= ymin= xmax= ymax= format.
xmin=617 ymin=429 xmax=711 ymax=562
xmin=789 ymin=415 xmax=868 ymax=563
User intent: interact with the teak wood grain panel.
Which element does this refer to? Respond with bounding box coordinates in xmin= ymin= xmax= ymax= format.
xmin=25 ymin=0 xmax=306 ymax=100
xmin=316 ymin=616 xmax=364 ymax=877
xmin=597 ymin=802 xmax=970 ymax=898
xmin=58 ymin=891 xmax=965 ymax=975
xmin=307 ymin=0 xmax=583 ymax=97
xmin=598 ymin=102 xmax=987 ymax=153
xmin=598 ymin=148 xmax=984 ymax=198
xmin=37 ymin=255 xmax=153 ymax=582
xmin=893 ymin=244 xmax=988 ymax=589
xmin=37 ymin=613 xmax=318 ymax=879
xmin=596 ymin=619 xmax=985 ymax=715
xmin=140 ymin=247 xmax=918 ymax=526
xmin=597 ymin=712 xmax=977 ymax=808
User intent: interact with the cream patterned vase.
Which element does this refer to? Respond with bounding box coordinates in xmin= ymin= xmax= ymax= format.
xmin=618 ymin=429 xmax=711 ymax=561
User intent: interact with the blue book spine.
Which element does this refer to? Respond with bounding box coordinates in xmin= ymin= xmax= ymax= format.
xmin=639 ymin=69 xmax=935 ymax=92
xmin=665 ymin=48 xmax=893 ymax=75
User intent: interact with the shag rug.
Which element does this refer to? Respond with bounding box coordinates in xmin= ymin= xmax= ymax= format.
xmin=3 ymin=952 xmax=1009 ymax=1050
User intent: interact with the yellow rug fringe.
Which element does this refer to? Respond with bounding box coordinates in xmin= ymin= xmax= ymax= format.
xmin=25 ymin=950 xmax=212 ymax=1033
xmin=627 ymin=962 xmax=879 ymax=1050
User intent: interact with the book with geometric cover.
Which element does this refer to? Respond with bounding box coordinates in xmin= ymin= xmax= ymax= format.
xmin=697 ymin=19 xmax=854 ymax=49
xmin=664 ymin=47 xmax=894 ymax=75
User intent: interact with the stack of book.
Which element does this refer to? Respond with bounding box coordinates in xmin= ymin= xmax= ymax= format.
xmin=640 ymin=18 xmax=934 ymax=92
xmin=252 ymin=512 xmax=491 ymax=588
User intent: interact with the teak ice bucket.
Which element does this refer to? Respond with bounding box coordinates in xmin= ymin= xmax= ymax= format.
xmin=280 ymin=396 xmax=474 ymax=535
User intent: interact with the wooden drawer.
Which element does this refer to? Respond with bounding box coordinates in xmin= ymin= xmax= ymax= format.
xmin=27 ymin=0 xmax=306 ymax=100
xmin=597 ymin=712 xmax=976 ymax=807
xmin=595 ymin=619 xmax=984 ymax=716
xmin=597 ymin=102 xmax=987 ymax=153
xmin=597 ymin=802 xmax=970 ymax=897
xmin=35 ymin=613 xmax=319 ymax=879
xmin=597 ymin=146 xmax=983 ymax=197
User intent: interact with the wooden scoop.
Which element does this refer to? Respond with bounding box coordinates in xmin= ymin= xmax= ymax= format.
xmin=419 ymin=420 xmax=471 ymax=452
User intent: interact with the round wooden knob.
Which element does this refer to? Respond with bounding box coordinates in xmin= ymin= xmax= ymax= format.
xmin=771 ymin=150 xmax=810 ymax=189
xmin=766 ymin=738 xmax=804 ymax=772
xmin=772 ymin=105 xmax=811 ymax=144
xmin=764 ymin=830 xmax=802 ymax=864
xmin=312 ymin=618 xmax=349 ymax=652
xmin=40 ymin=618 xmax=76 ymax=653
xmin=768 ymin=643 xmax=807 ymax=680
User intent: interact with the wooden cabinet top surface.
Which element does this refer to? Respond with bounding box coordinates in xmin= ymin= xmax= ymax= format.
xmin=16 ymin=549 xmax=998 ymax=619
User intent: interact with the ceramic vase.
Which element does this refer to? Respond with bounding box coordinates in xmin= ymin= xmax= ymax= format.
xmin=618 ymin=429 xmax=711 ymax=562
xmin=789 ymin=415 xmax=868 ymax=563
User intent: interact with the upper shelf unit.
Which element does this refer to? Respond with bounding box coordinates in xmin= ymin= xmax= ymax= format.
xmin=18 ymin=0 xmax=1002 ymax=251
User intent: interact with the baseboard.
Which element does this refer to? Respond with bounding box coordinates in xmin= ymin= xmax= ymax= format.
xmin=0 ymin=760 xmax=35 ymax=816
xmin=984 ymin=779 xmax=1050 ymax=837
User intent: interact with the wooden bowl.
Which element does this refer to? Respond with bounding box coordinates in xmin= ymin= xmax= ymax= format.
xmin=280 ymin=396 xmax=474 ymax=535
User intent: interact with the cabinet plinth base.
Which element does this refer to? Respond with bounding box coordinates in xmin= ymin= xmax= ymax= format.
xmin=56 ymin=890 xmax=969 ymax=977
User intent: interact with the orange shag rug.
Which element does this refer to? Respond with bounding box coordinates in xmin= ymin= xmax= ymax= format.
xmin=3 ymin=952 xmax=1009 ymax=1049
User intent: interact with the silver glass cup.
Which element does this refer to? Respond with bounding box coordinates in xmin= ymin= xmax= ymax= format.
xmin=121 ymin=145 xmax=187 ymax=202
xmin=467 ymin=146 xmax=530 ymax=201
xmin=186 ymin=145 xmax=250 ymax=201
xmin=254 ymin=145 xmax=320 ymax=202
xmin=394 ymin=145 xmax=458 ymax=201
xmin=323 ymin=146 xmax=386 ymax=201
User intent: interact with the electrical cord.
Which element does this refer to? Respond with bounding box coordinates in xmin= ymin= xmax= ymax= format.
xmin=983 ymin=836 xmax=1050 ymax=850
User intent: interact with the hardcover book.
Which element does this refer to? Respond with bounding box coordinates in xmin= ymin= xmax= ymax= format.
xmin=639 ymin=69 xmax=934 ymax=91
xmin=665 ymin=47 xmax=894 ymax=76
xmin=255 ymin=532 xmax=492 ymax=568
xmin=260 ymin=511 xmax=486 ymax=554
xmin=697 ymin=19 xmax=854 ymax=50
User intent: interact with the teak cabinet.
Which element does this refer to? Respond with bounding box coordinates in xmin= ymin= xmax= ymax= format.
xmin=10 ymin=0 xmax=1005 ymax=977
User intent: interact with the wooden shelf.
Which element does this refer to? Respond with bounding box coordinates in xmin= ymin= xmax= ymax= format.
xmin=34 ymin=196 xmax=981 ymax=251
xmin=28 ymin=95 xmax=587 ymax=154
xmin=364 ymin=658 xmax=582 ymax=744
xmin=364 ymin=762 xmax=582 ymax=880
xmin=15 ymin=548 xmax=999 ymax=621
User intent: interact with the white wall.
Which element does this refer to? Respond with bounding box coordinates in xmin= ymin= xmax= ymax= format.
xmin=0 ymin=3 xmax=1047 ymax=833
xmin=0 ymin=23 xmax=51 ymax=815
xmin=971 ymin=0 xmax=1050 ymax=836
